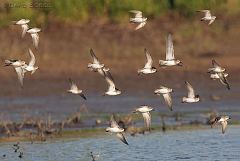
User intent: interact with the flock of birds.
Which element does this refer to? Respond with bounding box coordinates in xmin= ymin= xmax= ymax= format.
xmin=3 ymin=9 xmax=231 ymax=146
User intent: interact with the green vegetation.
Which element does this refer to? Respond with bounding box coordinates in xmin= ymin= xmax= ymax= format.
xmin=0 ymin=0 xmax=239 ymax=26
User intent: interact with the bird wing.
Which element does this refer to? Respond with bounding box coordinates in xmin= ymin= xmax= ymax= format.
xmin=212 ymin=59 xmax=221 ymax=68
xmin=28 ymin=49 xmax=36 ymax=67
xmin=208 ymin=19 xmax=215 ymax=25
xmin=144 ymin=48 xmax=153 ymax=69
xmin=69 ymin=78 xmax=78 ymax=91
xmin=15 ymin=67 xmax=25 ymax=87
xmin=31 ymin=33 xmax=39 ymax=48
xmin=90 ymin=49 xmax=100 ymax=64
xmin=162 ymin=93 xmax=173 ymax=111
xmin=130 ymin=10 xmax=142 ymax=18
xmin=110 ymin=115 xmax=119 ymax=128
xmin=217 ymin=72 xmax=230 ymax=90
xmin=198 ymin=10 xmax=211 ymax=17
xmin=104 ymin=71 xmax=116 ymax=92
xmin=205 ymin=10 xmax=211 ymax=17
xmin=166 ymin=33 xmax=175 ymax=60
xmin=185 ymin=81 xmax=195 ymax=98
xmin=221 ymin=121 xmax=227 ymax=134
xmin=21 ymin=24 xmax=28 ymax=38
xmin=142 ymin=112 xmax=151 ymax=131
xmin=135 ymin=21 xmax=146 ymax=30
xmin=116 ymin=133 xmax=129 ymax=145
xmin=79 ymin=93 xmax=87 ymax=100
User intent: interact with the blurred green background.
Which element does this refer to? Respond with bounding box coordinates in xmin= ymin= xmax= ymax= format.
xmin=0 ymin=0 xmax=239 ymax=25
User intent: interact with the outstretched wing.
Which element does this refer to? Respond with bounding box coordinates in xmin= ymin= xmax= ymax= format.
xmin=212 ymin=59 xmax=221 ymax=68
xmin=135 ymin=21 xmax=146 ymax=30
xmin=162 ymin=93 xmax=173 ymax=111
xmin=142 ymin=112 xmax=151 ymax=131
xmin=104 ymin=70 xmax=116 ymax=92
xmin=31 ymin=33 xmax=39 ymax=48
xmin=79 ymin=93 xmax=87 ymax=100
xmin=69 ymin=78 xmax=78 ymax=91
xmin=197 ymin=10 xmax=211 ymax=17
xmin=129 ymin=10 xmax=142 ymax=18
xmin=217 ymin=72 xmax=230 ymax=90
xmin=144 ymin=48 xmax=153 ymax=69
xmin=166 ymin=33 xmax=174 ymax=60
xmin=90 ymin=49 xmax=100 ymax=64
xmin=21 ymin=24 xmax=28 ymax=38
xmin=221 ymin=121 xmax=227 ymax=134
xmin=185 ymin=81 xmax=195 ymax=98
xmin=116 ymin=133 xmax=129 ymax=145
xmin=28 ymin=49 xmax=36 ymax=67
xmin=15 ymin=67 xmax=25 ymax=88
xmin=110 ymin=115 xmax=119 ymax=128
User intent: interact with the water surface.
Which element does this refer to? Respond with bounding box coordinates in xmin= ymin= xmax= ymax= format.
xmin=0 ymin=126 xmax=240 ymax=161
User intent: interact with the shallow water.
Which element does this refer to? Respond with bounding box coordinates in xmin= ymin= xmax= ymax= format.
xmin=0 ymin=126 xmax=240 ymax=161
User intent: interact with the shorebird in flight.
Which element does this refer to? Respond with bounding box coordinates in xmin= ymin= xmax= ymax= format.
xmin=27 ymin=28 xmax=41 ymax=48
xmin=159 ymin=33 xmax=183 ymax=67
xmin=138 ymin=48 xmax=157 ymax=75
xmin=23 ymin=49 xmax=38 ymax=74
xmin=106 ymin=115 xmax=129 ymax=145
xmin=103 ymin=70 xmax=121 ymax=96
xmin=67 ymin=78 xmax=87 ymax=100
xmin=13 ymin=19 xmax=30 ymax=37
xmin=182 ymin=81 xmax=200 ymax=103
xmin=133 ymin=105 xmax=153 ymax=131
xmin=4 ymin=59 xmax=26 ymax=88
xmin=212 ymin=116 xmax=231 ymax=134
xmin=88 ymin=49 xmax=105 ymax=71
xmin=197 ymin=10 xmax=216 ymax=25
xmin=129 ymin=10 xmax=147 ymax=30
xmin=208 ymin=59 xmax=230 ymax=90
xmin=154 ymin=86 xmax=173 ymax=111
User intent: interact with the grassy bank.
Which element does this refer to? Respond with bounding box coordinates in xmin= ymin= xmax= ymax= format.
xmin=0 ymin=0 xmax=239 ymax=26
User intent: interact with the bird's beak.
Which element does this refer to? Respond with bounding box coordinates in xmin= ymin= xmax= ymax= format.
xmin=102 ymin=93 xmax=106 ymax=96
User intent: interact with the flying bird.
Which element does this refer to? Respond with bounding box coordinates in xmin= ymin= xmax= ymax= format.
xmin=129 ymin=10 xmax=147 ymax=30
xmin=103 ymin=70 xmax=121 ymax=96
xmin=197 ymin=10 xmax=216 ymax=25
xmin=208 ymin=59 xmax=230 ymax=90
xmin=138 ymin=48 xmax=157 ymax=75
xmin=13 ymin=19 xmax=30 ymax=37
xmin=154 ymin=86 xmax=173 ymax=111
xmin=67 ymin=78 xmax=87 ymax=100
xmin=133 ymin=105 xmax=153 ymax=131
xmin=159 ymin=33 xmax=183 ymax=67
xmin=106 ymin=115 xmax=129 ymax=145
xmin=182 ymin=81 xmax=200 ymax=103
xmin=210 ymin=73 xmax=228 ymax=80
xmin=213 ymin=116 xmax=231 ymax=134
xmin=88 ymin=49 xmax=105 ymax=71
xmin=4 ymin=59 xmax=26 ymax=87
xmin=23 ymin=49 xmax=38 ymax=74
xmin=27 ymin=28 xmax=41 ymax=48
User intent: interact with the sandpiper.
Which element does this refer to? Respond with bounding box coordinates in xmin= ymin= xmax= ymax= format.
xmin=129 ymin=10 xmax=147 ymax=30
xmin=197 ymin=10 xmax=216 ymax=25
xmin=159 ymin=33 xmax=183 ymax=67
xmin=67 ymin=78 xmax=87 ymax=100
xmin=154 ymin=86 xmax=173 ymax=111
xmin=13 ymin=19 xmax=30 ymax=37
xmin=133 ymin=105 xmax=153 ymax=131
xmin=27 ymin=28 xmax=41 ymax=48
xmin=23 ymin=49 xmax=38 ymax=74
xmin=138 ymin=48 xmax=157 ymax=75
xmin=106 ymin=115 xmax=129 ymax=145
xmin=182 ymin=81 xmax=200 ymax=103
xmin=88 ymin=49 xmax=105 ymax=71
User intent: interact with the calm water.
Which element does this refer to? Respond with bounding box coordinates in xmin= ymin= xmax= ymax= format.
xmin=0 ymin=126 xmax=240 ymax=161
